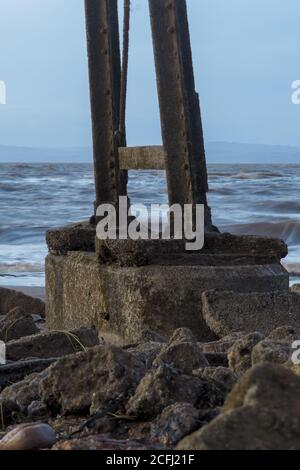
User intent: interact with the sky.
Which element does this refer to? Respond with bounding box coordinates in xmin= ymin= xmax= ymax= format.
xmin=0 ymin=0 xmax=299 ymax=150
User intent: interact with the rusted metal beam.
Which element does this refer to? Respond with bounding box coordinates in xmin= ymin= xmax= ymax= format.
xmin=175 ymin=0 xmax=209 ymax=202
xmin=149 ymin=0 xmax=211 ymax=225
xmin=84 ymin=0 xmax=122 ymax=209
xmin=119 ymin=146 xmax=165 ymax=170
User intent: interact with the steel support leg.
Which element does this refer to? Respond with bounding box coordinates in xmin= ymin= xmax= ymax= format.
xmin=149 ymin=0 xmax=212 ymax=226
xmin=85 ymin=0 xmax=123 ymax=210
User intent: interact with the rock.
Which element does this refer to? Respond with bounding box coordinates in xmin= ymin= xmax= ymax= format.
xmin=267 ymin=325 xmax=299 ymax=341
xmin=0 ymin=287 xmax=45 ymax=316
xmin=52 ymin=435 xmax=159 ymax=450
xmin=6 ymin=326 xmax=100 ymax=361
xmin=87 ymin=414 xmax=118 ymax=435
xmin=0 ymin=423 xmax=57 ymax=450
xmin=126 ymin=365 xmax=225 ymax=419
xmin=150 ymin=403 xmax=201 ymax=446
xmin=195 ymin=367 xmax=237 ymax=393
xmin=202 ymin=289 xmax=300 ymax=337
xmin=40 ymin=344 xmax=145 ymax=415
xmin=249 ymin=326 xmax=298 ymax=368
xmin=127 ymin=342 xmax=163 ymax=369
xmin=139 ymin=330 xmax=167 ymax=343
xmin=152 ymin=327 xmax=209 ymax=373
xmin=177 ymin=364 xmax=300 ymax=450
xmin=27 ymin=400 xmax=48 ymax=419
xmin=198 ymin=332 xmax=245 ymax=353
xmin=252 ymin=339 xmax=293 ymax=366
xmin=0 ymin=400 xmax=19 ymax=425
xmin=0 ymin=307 xmax=39 ymax=342
xmin=0 ymin=358 xmax=56 ymax=391
xmin=168 ymin=328 xmax=198 ymax=344
xmin=0 ymin=370 xmax=48 ymax=415
xmin=153 ymin=342 xmax=209 ymax=374
xmin=228 ymin=332 xmax=264 ymax=375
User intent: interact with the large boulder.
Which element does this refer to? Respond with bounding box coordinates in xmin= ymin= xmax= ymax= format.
xmin=6 ymin=327 xmax=99 ymax=361
xmin=177 ymin=363 xmax=300 ymax=450
xmin=202 ymin=289 xmax=300 ymax=337
xmin=0 ymin=287 xmax=45 ymax=316
xmin=39 ymin=344 xmax=145 ymax=415
xmin=0 ymin=307 xmax=38 ymax=342
xmin=126 ymin=365 xmax=225 ymax=419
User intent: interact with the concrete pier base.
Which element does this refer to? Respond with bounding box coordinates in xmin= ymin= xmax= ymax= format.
xmin=46 ymin=243 xmax=289 ymax=344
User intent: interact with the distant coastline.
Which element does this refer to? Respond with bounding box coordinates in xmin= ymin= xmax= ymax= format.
xmin=1 ymin=142 xmax=300 ymax=164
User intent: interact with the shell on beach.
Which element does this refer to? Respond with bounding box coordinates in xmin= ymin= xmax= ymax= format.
xmin=0 ymin=423 xmax=57 ymax=450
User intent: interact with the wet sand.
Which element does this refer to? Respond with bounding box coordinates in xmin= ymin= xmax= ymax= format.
xmin=0 ymin=285 xmax=45 ymax=301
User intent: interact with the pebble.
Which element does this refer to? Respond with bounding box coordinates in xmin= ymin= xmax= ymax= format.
xmin=0 ymin=423 xmax=57 ymax=450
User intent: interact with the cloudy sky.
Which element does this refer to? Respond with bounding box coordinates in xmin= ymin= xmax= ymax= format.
xmin=0 ymin=0 xmax=299 ymax=149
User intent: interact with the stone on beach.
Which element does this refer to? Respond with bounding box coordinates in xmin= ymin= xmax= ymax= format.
xmin=194 ymin=367 xmax=238 ymax=393
xmin=0 ymin=423 xmax=57 ymax=450
xmin=227 ymin=325 xmax=298 ymax=374
xmin=6 ymin=326 xmax=100 ymax=361
xmin=197 ymin=332 xmax=245 ymax=353
xmin=126 ymin=364 xmax=226 ymax=419
xmin=153 ymin=341 xmax=209 ymax=373
xmin=0 ymin=287 xmax=45 ymax=316
xmin=150 ymin=403 xmax=202 ymax=446
xmin=39 ymin=344 xmax=146 ymax=415
xmin=0 ymin=307 xmax=39 ymax=342
xmin=177 ymin=363 xmax=300 ymax=450
xmin=0 ymin=358 xmax=55 ymax=392
xmin=252 ymin=339 xmax=293 ymax=366
xmin=0 ymin=370 xmax=48 ymax=418
xmin=202 ymin=289 xmax=300 ymax=337
xmin=127 ymin=342 xmax=163 ymax=369
xmin=228 ymin=332 xmax=265 ymax=375
xmin=138 ymin=329 xmax=167 ymax=343
xmin=152 ymin=328 xmax=209 ymax=373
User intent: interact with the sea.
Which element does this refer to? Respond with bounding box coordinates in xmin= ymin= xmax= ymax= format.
xmin=0 ymin=162 xmax=300 ymax=287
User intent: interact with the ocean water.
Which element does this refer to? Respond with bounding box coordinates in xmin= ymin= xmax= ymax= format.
xmin=0 ymin=162 xmax=299 ymax=287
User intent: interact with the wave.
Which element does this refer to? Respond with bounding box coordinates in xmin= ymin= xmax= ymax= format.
xmin=208 ymin=171 xmax=284 ymax=180
xmin=262 ymin=200 xmax=300 ymax=212
xmin=223 ymin=220 xmax=300 ymax=246
xmin=233 ymin=171 xmax=284 ymax=180
xmin=0 ymin=262 xmax=44 ymax=273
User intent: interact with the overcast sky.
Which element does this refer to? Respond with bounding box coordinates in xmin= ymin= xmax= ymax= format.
xmin=0 ymin=0 xmax=299 ymax=149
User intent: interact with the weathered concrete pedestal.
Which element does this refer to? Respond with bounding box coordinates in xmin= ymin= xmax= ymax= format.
xmin=45 ymin=223 xmax=289 ymax=345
